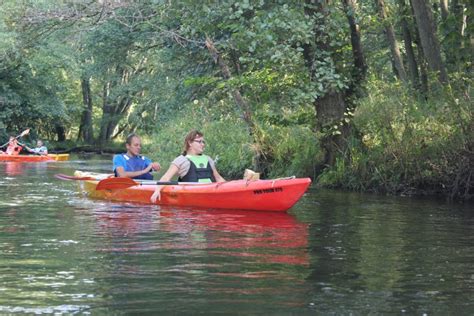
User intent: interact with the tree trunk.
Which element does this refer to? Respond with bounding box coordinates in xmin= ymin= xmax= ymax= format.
xmin=447 ymin=0 xmax=468 ymax=68
xmin=316 ymin=92 xmax=352 ymax=166
xmin=408 ymin=2 xmax=429 ymax=95
xmin=416 ymin=40 xmax=429 ymax=96
xmin=303 ymin=0 xmax=351 ymax=167
xmin=98 ymin=66 xmax=135 ymax=146
xmin=440 ymin=0 xmax=449 ymax=21
xmin=78 ymin=76 xmax=94 ymax=143
xmin=399 ymin=0 xmax=420 ymax=89
xmin=410 ymin=0 xmax=449 ymax=83
xmin=98 ymin=84 xmax=116 ymax=145
xmin=376 ymin=0 xmax=408 ymax=82
xmin=98 ymin=97 xmax=129 ymax=145
xmin=55 ymin=124 xmax=66 ymax=142
xmin=342 ymin=0 xmax=367 ymax=88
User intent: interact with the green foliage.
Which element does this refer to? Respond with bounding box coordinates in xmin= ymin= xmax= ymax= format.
xmin=318 ymin=79 xmax=473 ymax=200
xmin=260 ymin=124 xmax=320 ymax=179
xmin=0 ymin=0 xmax=471 ymax=201
xmin=146 ymin=97 xmax=320 ymax=180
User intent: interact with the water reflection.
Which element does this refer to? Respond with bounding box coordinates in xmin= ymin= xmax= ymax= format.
xmin=4 ymin=162 xmax=24 ymax=176
xmin=86 ymin=205 xmax=309 ymax=266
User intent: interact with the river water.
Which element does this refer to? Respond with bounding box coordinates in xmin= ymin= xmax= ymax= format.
xmin=0 ymin=156 xmax=473 ymax=314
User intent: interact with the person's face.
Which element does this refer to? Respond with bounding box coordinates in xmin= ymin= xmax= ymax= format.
xmin=126 ymin=136 xmax=141 ymax=156
xmin=189 ymin=136 xmax=205 ymax=154
xmin=37 ymin=140 xmax=43 ymax=147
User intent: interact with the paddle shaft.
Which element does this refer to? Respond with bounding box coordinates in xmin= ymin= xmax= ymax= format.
xmin=55 ymin=174 xmax=97 ymax=181
xmin=0 ymin=129 xmax=30 ymax=148
xmin=95 ymin=177 xmax=206 ymax=190
xmin=55 ymin=174 xmax=203 ymax=190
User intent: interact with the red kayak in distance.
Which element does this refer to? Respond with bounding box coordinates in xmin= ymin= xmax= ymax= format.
xmin=73 ymin=171 xmax=312 ymax=212
xmin=0 ymin=154 xmax=69 ymax=162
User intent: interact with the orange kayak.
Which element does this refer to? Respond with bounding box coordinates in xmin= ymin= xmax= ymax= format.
xmin=0 ymin=153 xmax=69 ymax=162
xmin=74 ymin=171 xmax=311 ymax=212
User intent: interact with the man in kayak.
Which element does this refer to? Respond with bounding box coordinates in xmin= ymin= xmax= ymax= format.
xmin=25 ymin=140 xmax=48 ymax=155
xmin=113 ymin=133 xmax=161 ymax=180
xmin=150 ymin=129 xmax=225 ymax=202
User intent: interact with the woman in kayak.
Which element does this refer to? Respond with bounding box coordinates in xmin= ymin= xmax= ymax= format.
xmin=150 ymin=129 xmax=225 ymax=202
xmin=113 ymin=133 xmax=161 ymax=180
xmin=25 ymin=140 xmax=48 ymax=155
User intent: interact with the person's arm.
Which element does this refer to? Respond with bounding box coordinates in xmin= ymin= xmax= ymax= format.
xmin=149 ymin=162 xmax=161 ymax=171
xmin=213 ymin=168 xmax=225 ymax=182
xmin=30 ymin=147 xmax=48 ymax=155
xmin=150 ymin=164 xmax=179 ymax=203
xmin=144 ymin=157 xmax=161 ymax=173
xmin=209 ymin=157 xmax=225 ymax=182
xmin=115 ymin=164 xmax=154 ymax=179
xmin=113 ymin=155 xmax=160 ymax=179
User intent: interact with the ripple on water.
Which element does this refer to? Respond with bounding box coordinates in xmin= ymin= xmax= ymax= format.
xmin=0 ymin=305 xmax=91 ymax=314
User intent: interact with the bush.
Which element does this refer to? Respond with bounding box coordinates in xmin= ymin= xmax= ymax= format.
xmin=318 ymin=80 xmax=473 ymax=200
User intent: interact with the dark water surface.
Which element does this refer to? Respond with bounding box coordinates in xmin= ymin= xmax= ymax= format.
xmin=1 ymin=156 xmax=473 ymax=314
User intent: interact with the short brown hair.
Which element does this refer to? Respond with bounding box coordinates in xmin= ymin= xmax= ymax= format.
xmin=126 ymin=133 xmax=139 ymax=145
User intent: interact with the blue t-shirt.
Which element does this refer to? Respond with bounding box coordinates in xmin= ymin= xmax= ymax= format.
xmin=113 ymin=154 xmax=153 ymax=180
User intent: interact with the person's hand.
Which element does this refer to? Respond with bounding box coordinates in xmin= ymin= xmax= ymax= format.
xmin=151 ymin=162 xmax=161 ymax=172
xmin=150 ymin=188 xmax=161 ymax=203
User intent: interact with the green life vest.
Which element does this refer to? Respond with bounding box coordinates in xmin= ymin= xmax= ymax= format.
xmin=179 ymin=155 xmax=215 ymax=183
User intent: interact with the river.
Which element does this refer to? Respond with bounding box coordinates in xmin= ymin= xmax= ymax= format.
xmin=0 ymin=155 xmax=473 ymax=314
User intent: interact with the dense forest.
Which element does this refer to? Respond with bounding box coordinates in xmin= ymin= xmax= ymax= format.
xmin=0 ymin=0 xmax=472 ymax=200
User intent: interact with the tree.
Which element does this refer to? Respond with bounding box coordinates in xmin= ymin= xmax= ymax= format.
xmin=399 ymin=0 xmax=421 ymax=89
xmin=342 ymin=0 xmax=368 ymax=86
xmin=411 ymin=0 xmax=449 ymax=83
xmin=375 ymin=0 xmax=408 ymax=81
xmin=78 ymin=75 xmax=94 ymax=143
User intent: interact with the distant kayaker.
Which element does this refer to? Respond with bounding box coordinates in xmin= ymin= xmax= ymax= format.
xmin=3 ymin=136 xmax=22 ymax=155
xmin=25 ymin=140 xmax=48 ymax=155
xmin=150 ymin=129 xmax=225 ymax=202
xmin=113 ymin=133 xmax=161 ymax=180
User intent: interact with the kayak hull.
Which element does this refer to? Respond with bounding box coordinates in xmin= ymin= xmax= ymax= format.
xmin=75 ymin=171 xmax=311 ymax=212
xmin=0 ymin=154 xmax=69 ymax=162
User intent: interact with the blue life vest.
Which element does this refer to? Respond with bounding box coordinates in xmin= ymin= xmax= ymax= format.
xmin=113 ymin=154 xmax=153 ymax=180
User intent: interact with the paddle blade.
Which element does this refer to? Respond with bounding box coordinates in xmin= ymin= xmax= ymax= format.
xmin=96 ymin=177 xmax=138 ymax=190
xmin=20 ymin=129 xmax=30 ymax=137
xmin=54 ymin=173 xmax=96 ymax=181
